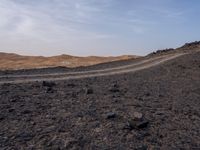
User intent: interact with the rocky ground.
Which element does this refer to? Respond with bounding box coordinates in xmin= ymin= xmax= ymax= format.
xmin=0 ymin=50 xmax=200 ymax=149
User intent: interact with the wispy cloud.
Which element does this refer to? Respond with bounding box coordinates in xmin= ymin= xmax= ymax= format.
xmin=0 ymin=0 xmax=198 ymax=56
xmin=0 ymin=0 xmax=113 ymax=39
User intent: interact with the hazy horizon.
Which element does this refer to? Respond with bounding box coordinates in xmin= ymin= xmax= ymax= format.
xmin=0 ymin=0 xmax=200 ymax=56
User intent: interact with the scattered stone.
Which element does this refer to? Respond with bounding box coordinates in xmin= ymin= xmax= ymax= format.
xmin=178 ymin=65 xmax=186 ymax=69
xmin=137 ymin=120 xmax=149 ymax=129
xmin=27 ymin=145 xmax=35 ymax=150
xmin=125 ymin=112 xmax=149 ymax=130
xmin=10 ymin=98 xmax=17 ymax=102
xmin=42 ymin=126 xmax=56 ymax=134
xmin=64 ymin=138 xmax=78 ymax=149
xmin=109 ymin=87 xmax=120 ymax=93
xmin=57 ymin=125 xmax=66 ymax=133
xmin=42 ymin=81 xmax=56 ymax=87
xmin=136 ymin=131 xmax=150 ymax=140
xmin=30 ymin=121 xmax=36 ymax=125
xmin=113 ymin=83 xmax=119 ymax=88
xmin=106 ymin=112 xmax=116 ymax=119
xmin=138 ymin=97 xmax=143 ymax=101
xmin=21 ymin=109 xmax=31 ymax=114
xmin=109 ymin=83 xmax=120 ymax=93
xmin=133 ymin=112 xmax=143 ymax=120
xmin=8 ymin=108 xmax=15 ymax=113
xmin=149 ymin=48 xmax=174 ymax=56
xmin=16 ymin=132 xmax=33 ymax=141
xmin=46 ymin=87 xmax=54 ymax=93
xmin=135 ymin=145 xmax=148 ymax=150
xmin=145 ymin=92 xmax=150 ymax=96
xmin=71 ymin=92 xmax=77 ymax=98
xmin=86 ymin=88 xmax=93 ymax=94
xmin=155 ymin=111 xmax=165 ymax=116
xmin=67 ymin=83 xmax=76 ymax=87
xmin=0 ymin=136 xmax=9 ymax=143
xmin=0 ymin=116 xmax=5 ymax=121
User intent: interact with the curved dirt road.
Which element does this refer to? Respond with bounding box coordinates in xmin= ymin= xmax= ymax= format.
xmin=0 ymin=53 xmax=186 ymax=84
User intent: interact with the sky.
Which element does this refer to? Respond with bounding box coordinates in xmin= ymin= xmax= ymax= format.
xmin=0 ymin=0 xmax=200 ymax=56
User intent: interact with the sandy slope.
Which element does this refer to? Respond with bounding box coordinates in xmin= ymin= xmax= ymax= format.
xmin=0 ymin=52 xmax=138 ymax=70
xmin=0 ymin=52 xmax=185 ymax=84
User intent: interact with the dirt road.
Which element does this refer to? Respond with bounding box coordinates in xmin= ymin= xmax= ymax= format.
xmin=0 ymin=53 xmax=185 ymax=84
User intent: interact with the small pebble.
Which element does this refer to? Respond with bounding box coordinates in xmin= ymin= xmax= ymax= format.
xmin=106 ymin=112 xmax=116 ymax=119
xmin=86 ymin=88 xmax=93 ymax=94
xmin=133 ymin=112 xmax=143 ymax=120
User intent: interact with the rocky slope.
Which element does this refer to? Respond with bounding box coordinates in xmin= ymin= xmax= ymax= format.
xmin=0 ymin=42 xmax=200 ymax=149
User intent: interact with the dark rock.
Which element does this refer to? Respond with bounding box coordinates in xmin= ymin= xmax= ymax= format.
xmin=113 ymin=83 xmax=119 ymax=88
xmin=0 ymin=136 xmax=9 ymax=143
xmin=183 ymin=41 xmax=200 ymax=48
xmin=125 ymin=118 xmax=149 ymax=130
xmin=42 ymin=81 xmax=56 ymax=87
xmin=30 ymin=121 xmax=36 ymax=125
xmin=86 ymin=88 xmax=93 ymax=94
xmin=86 ymin=108 xmax=97 ymax=117
xmin=16 ymin=132 xmax=33 ymax=141
xmin=10 ymin=98 xmax=17 ymax=102
xmin=109 ymin=83 xmax=120 ymax=93
xmin=42 ymin=126 xmax=56 ymax=134
xmin=136 ymin=132 xmax=150 ymax=140
xmin=135 ymin=145 xmax=148 ymax=150
xmin=21 ymin=109 xmax=31 ymax=114
xmin=124 ymin=120 xmax=135 ymax=130
xmin=145 ymin=92 xmax=150 ymax=96
xmin=178 ymin=65 xmax=186 ymax=69
xmin=46 ymin=87 xmax=54 ymax=93
xmin=8 ymin=108 xmax=15 ymax=113
xmin=106 ymin=112 xmax=116 ymax=119
xmin=137 ymin=120 xmax=149 ymax=129
xmin=133 ymin=112 xmax=143 ymax=120
xmin=0 ymin=116 xmax=5 ymax=121
xmin=70 ymin=92 xmax=77 ymax=98
xmin=109 ymin=87 xmax=120 ymax=93
xmin=155 ymin=111 xmax=165 ymax=116
xmin=67 ymin=83 xmax=76 ymax=87
xmin=149 ymin=48 xmax=174 ymax=56
xmin=57 ymin=125 xmax=66 ymax=133
xmin=138 ymin=97 xmax=143 ymax=101
xmin=64 ymin=138 xmax=79 ymax=149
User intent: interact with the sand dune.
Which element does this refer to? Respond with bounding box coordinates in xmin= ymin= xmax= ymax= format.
xmin=0 ymin=53 xmax=138 ymax=70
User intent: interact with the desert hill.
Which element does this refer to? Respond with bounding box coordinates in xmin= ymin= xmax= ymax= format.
xmin=0 ymin=52 xmax=138 ymax=70
xmin=1 ymin=41 xmax=200 ymax=71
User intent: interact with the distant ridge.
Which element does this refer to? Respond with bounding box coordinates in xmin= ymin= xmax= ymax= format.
xmin=0 ymin=52 xmax=139 ymax=70
xmin=1 ymin=41 xmax=199 ymax=70
xmin=149 ymin=41 xmax=200 ymax=56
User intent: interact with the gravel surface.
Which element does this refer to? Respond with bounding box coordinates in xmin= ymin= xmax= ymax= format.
xmin=0 ymin=51 xmax=200 ymax=149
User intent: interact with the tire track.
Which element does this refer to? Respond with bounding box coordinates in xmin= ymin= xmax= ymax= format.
xmin=0 ymin=53 xmax=186 ymax=84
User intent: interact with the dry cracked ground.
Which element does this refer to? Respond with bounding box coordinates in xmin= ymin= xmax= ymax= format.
xmin=0 ymin=48 xmax=200 ymax=149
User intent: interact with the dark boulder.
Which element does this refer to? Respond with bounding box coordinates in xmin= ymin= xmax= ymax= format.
xmin=42 ymin=81 xmax=56 ymax=87
xmin=106 ymin=112 xmax=116 ymax=119
xmin=86 ymin=88 xmax=93 ymax=94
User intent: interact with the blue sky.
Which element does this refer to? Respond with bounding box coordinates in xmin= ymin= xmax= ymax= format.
xmin=0 ymin=0 xmax=200 ymax=56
